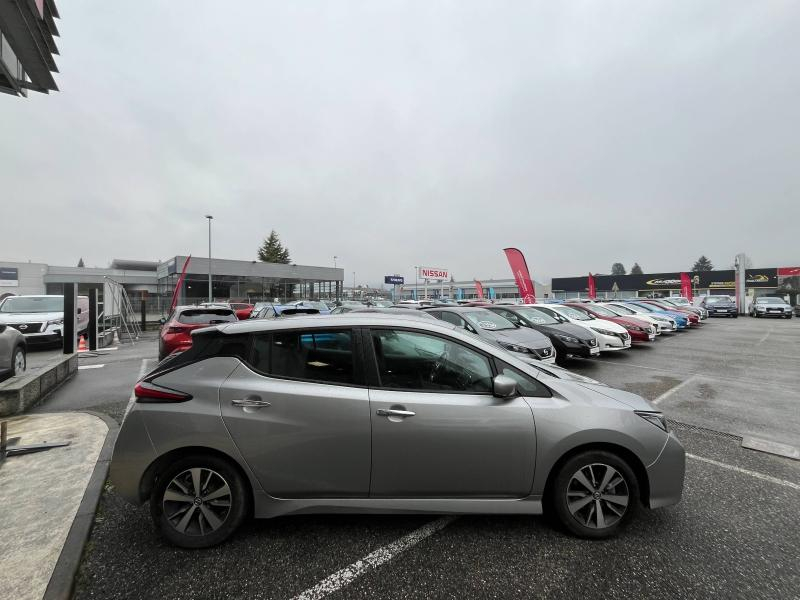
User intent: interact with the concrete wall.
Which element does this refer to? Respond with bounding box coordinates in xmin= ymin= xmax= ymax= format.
xmin=0 ymin=261 xmax=48 ymax=297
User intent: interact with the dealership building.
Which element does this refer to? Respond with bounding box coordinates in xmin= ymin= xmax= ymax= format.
xmin=0 ymin=0 xmax=60 ymax=96
xmin=398 ymin=277 xmax=550 ymax=301
xmin=551 ymin=268 xmax=800 ymax=305
xmin=0 ymin=257 xmax=344 ymax=315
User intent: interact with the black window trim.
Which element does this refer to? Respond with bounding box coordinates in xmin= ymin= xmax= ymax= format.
xmin=244 ymin=326 xmax=367 ymax=388
xmin=362 ymin=325 xmax=498 ymax=395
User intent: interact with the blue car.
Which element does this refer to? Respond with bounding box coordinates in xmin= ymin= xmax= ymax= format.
xmin=624 ymin=301 xmax=689 ymax=329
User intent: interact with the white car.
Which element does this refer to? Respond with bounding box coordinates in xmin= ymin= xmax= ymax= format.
xmin=0 ymin=295 xmax=89 ymax=345
xmin=601 ymin=302 xmax=677 ymax=333
xmin=531 ymin=304 xmax=631 ymax=351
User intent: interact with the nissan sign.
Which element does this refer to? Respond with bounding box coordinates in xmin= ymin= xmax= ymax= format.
xmin=385 ymin=276 xmax=404 ymax=285
xmin=420 ymin=267 xmax=449 ymax=280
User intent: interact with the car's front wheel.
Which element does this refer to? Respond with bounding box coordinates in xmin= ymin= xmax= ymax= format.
xmin=10 ymin=345 xmax=26 ymax=376
xmin=150 ymin=454 xmax=250 ymax=548
xmin=551 ymin=450 xmax=639 ymax=539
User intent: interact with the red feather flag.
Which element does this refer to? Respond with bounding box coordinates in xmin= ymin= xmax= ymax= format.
xmin=169 ymin=256 xmax=192 ymax=312
xmin=588 ymin=273 xmax=597 ymax=300
xmin=474 ymin=280 xmax=485 ymax=300
xmin=503 ymin=248 xmax=536 ymax=303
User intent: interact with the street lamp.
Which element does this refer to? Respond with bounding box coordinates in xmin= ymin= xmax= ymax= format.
xmin=414 ymin=266 xmax=419 ymax=301
xmin=353 ymin=271 xmax=356 ymax=299
xmin=204 ymin=215 xmax=213 ymax=302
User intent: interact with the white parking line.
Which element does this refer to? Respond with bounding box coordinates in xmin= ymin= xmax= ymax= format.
xmin=652 ymin=374 xmax=699 ymax=405
xmin=292 ymin=516 xmax=457 ymax=600
xmin=755 ymin=327 xmax=772 ymax=346
xmin=78 ymin=364 xmax=105 ymax=370
xmin=687 ymin=453 xmax=800 ymax=491
xmin=124 ymin=358 xmax=150 ymax=418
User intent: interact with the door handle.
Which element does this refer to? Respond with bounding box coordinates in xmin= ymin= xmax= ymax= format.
xmin=232 ymin=396 xmax=271 ymax=409
xmin=376 ymin=408 xmax=416 ymax=418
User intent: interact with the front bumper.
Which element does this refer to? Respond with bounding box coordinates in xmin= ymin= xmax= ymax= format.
xmin=596 ymin=332 xmax=631 ymax=351
xmin=708 ymin=308 xmax=737 ymax=316
xmin=646 ymin=431 xmax=685 ymax=509
xmin=755 ymin=309 xmax=792 ymax=317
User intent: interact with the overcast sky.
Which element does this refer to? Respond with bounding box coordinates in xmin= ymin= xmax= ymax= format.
xmin=3 ymin=1 xmax=799 ymax=285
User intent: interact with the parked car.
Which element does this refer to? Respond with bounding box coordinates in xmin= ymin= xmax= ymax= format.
xmin=623 ymin=301 xmax=690 ymax=329
xmin=0 ymin=323 xmax=26 ymax=380
xmin=795 ymin=304 xmax=800 ymax=317
xmin=534 ymin=304 xmax=632 ymax=351
xmin=229 ymin=303 xmax=255 ymax=320
xmin=366 ymin=299 xmax=395 ymax=308
xmin=292 ymin=301 xmax=332 ymax=315
xmin=564 ymin=303 xmax=656 ymax=342
xmin=111 ymin=313 xmax=685 ymax=547
xmin=0 ymin=294 xmax=89 ymax=345
xmin=251 ymin=305 xmax=321 ymax=319
xmin=486 ymin=305 xmax=600 ymax=364
xmin=601 ymin=302 xmax=678 ymax=332
xmin=348 ymin=307 xmax=438 ymax=320
xmin=158 ymin=306 xmax=238 ymax=360
xmin=636 ymin=300 xmax=700 ymax=325
xmin=749 ymin=297 xmax=793 ymax=318
xmin=699 ymin=296 xmax=738 ymax=318
xmin=423 ymin=306 xmax=556 ymax=363
xmin=659 ymin=297 xmax=707 ymax=320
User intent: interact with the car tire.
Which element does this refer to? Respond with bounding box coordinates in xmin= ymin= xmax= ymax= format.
xmin=10 ymin=345 xmax=26 ymax=376
xmin=551 ymin=450 xmax=639 ymax=539
xmin=150 ymin=454 xmax=250 ymax=548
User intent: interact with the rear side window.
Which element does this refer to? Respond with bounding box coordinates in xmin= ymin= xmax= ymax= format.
xmin=177 ymin=309 xmax=237 ymax=324
xmin=251 ymin=329 xmax=355 ymax=385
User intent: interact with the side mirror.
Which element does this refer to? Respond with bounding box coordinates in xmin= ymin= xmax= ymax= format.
xmin=492 ymin=374 xmax=517 ymax=398
xmin=158 ymin=317 xmax=167 ymax=325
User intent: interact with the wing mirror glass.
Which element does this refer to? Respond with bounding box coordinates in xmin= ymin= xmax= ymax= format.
xmin=492 ymin=374 xmax=517 ymax=398
xmin=158 ymin=317 xmax=167 ymax=325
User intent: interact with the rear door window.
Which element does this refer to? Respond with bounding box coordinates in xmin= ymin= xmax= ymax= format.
xmin=251 ymin=329 xmax=356 ymax=385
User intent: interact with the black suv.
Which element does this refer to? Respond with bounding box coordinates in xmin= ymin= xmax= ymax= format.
xmin=700 ymin=295 xmax=738 ymax=318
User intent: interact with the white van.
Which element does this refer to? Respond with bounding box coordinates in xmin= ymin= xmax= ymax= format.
xmin=0 ymin=295 xmax=89 ymax=345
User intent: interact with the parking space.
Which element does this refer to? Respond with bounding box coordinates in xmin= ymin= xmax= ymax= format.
xmin=64 ymin=315 xmax=799 ymax=600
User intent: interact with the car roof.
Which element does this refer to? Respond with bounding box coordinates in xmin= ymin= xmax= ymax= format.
xmin=210 ymin=313 xmax=458 ymax=335
xmin=422 ymin=306 xmax=490 ymax=313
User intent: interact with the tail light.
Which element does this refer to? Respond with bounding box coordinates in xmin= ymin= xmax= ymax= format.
xmin=167 ymin=326 xmax=190 ymax=334
xmin=134 ymin=381 xmax=192 ymax=403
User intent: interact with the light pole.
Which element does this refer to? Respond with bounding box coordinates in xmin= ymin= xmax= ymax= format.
xmin=204 ymin=215 xmax=213 ymax=302
xmin=353 ymin=271 xmax=356 ymax=300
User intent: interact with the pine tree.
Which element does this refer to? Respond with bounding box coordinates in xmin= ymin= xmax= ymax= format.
xmin=691 ymin=255 xmax=714 ymax=272
xmin=611 ymin=263 xmax=627 ymax=275
xmin=630 ymin=263 xmax=643 ymax=275
xmin=257 ymin=230 xmax=291 ymax=264
xmin=77 ymin=258 xmax=85 ymax=268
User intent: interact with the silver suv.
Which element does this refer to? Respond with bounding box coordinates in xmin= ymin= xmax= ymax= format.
xmin=111 ymin=314 xmax=685 ymax=548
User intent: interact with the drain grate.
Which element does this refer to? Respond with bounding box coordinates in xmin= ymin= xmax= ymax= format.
xmin=667 ymin=420 xmax=743 ymax=442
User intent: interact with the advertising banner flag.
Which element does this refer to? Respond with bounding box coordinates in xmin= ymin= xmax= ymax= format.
xmin=170 ymin=255 xmax=192 ymax=312
xmin=588 ymin=273 xmax=596 ymax=299
xmin=474 ymin=280 xmax=485 ymax=300
xmin=778 ymin=267 xmax=800 ymax=277
xmin=680 ymin=272 xmax=693 ymax=301
xmin=503 ymin=248 xmax=536 ymax=303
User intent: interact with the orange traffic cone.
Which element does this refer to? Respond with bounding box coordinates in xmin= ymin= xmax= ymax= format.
xmin=78 ymin=334 xmax=88 ymax=353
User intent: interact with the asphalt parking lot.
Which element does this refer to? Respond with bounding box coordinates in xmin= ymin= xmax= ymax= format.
xmin=36 ymin=318 xmax=799 ymax=600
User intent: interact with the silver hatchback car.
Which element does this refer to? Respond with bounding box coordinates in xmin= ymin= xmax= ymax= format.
xmin=111 ymin=314 xmax=685 ymax=548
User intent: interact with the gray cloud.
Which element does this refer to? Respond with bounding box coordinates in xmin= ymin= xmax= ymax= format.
xmin=3 ymin=0 xmax=798 ymax=284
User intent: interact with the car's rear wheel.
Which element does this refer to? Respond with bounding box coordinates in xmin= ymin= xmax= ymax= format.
xmin=552 ymin=450 xmax=639 ymax=539
xmin=10 ymin=346 xmax=26 ymax=376
xmin=150 ymin=454 xmax=250 ymax=548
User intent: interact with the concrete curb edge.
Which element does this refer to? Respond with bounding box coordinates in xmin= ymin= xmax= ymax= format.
xmin=42 ymin=411 xmax=119 ymax=600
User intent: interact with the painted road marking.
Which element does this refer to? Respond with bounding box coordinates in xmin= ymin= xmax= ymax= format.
xmin=687 ymin=454 xmax=800 ymax=491
xmin=755 ymin=327 xmax=773 ymax=346
xmin=124 ymin=358 xmax=151 ymax=419
xmin=652 ymin=374 xmax=699 ymax=405
xmin=292 ymin=516 xmax=457 ymax=600
xmin=78 ymin=364 xmax=105 ymax=370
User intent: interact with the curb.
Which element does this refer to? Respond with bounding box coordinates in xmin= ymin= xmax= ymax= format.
xmin=42 ymin=411 xmax=119 ymax=600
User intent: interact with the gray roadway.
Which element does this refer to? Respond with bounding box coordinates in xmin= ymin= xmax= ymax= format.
xmin=29 ymin=319 xmax=799 ymax=600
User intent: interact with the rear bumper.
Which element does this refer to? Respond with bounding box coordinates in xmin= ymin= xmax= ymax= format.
xmin=646 ymin=432 xmax=685 ymax=509
xmin=109 ymin=409 xmax=158 ymax=504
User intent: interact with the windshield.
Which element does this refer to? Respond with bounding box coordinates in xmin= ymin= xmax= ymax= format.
xmin=551 ymin=305 xmax=592 ymax=321
xmin=177 ymin=309 xmax=237 ymax=324
xmin=462 ymin=309 xmax=516 ymax=331
xmin=756 ymin=297 xmax=784 ymax=305
xmin=668 ymin=297 xmax=689 ymax=305
xmin=585 ymin=304 xmax=617 ymax=317
xmin=516 ymin=307 xmax=560 ymax=325
xmin=629 ymin=302 xmax=657 ymax=313
xmin=705 ymin=296 xmax=732 ymax=304
xmin=0 ymin=296 xmax=63 ymax=313
xmin=604 ymin=303 xmax=635 ymax=315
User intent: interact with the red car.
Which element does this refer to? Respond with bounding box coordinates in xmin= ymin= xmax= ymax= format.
xmin=158 ymin=306 xmax=238 ymax=360
xmin=229 ymin=302 xmax=254 ymax=320
xmin=637 ymin=300 xmax=700 ymax=324
xmin=564 ymin=302 xmax=656 ymax=342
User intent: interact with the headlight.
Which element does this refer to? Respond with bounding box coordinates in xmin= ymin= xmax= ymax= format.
xmin=47 ymin=318 xmax=64 ymax=326
xmin=500 ymin=342 xmax=531 ymax=354
xmin=555 ymin=334 xmax=580 ymax=343
xmin=625 ymin=325 xmax=643 ymax=331
xmin=590 ymin=327 xmax=617 ymax=337
xmin=635 ymin=411 xmax=669 ymax=432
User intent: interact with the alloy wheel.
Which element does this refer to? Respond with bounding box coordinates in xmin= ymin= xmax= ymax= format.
xmin=566 ymin=463 xmax=629 ymax=529
xmin=162 ymin=468 xmax=232 ymax=536
xmin=13 ymin=349 xmax=25 ymax=373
